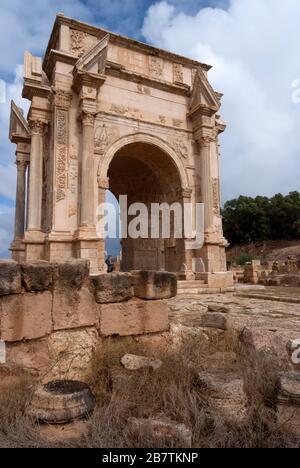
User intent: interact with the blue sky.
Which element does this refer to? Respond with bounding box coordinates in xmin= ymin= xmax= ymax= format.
xmin=0 ymin=0 xmax=300 ymax=257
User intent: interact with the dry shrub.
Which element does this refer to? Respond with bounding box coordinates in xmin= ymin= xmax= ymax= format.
xmin=0 ymin=374 xmax=47 ymax=448
xmin=85 ymin=334 xmax=300 ymax=448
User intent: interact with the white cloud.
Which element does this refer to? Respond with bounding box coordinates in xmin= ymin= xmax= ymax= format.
xmin=142 ymin=0 xmax=300 ymax=201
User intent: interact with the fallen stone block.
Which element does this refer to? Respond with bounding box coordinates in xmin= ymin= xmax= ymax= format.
xmin=128 ymin=417 xmax=192 ymax=448
xmin=286 ymin=340 xmax=300 ymax=371
xmin=99 ymin=299 xmax=169 ymax=337
xmin=200 ymin=312 xmax=228 ymax=331
xmin=197 ymin=370 xmax=247 ymax=423
xmin=0 ymin=292 xmax=52 ymax=342
xmin=21 ymin=261 xmax=53 ymax=292
xmin=121 ymin=354 xmax=162 ymax=371
xmin=92 ymin=273 xmax=133 ymax=303
xmin=0 ymin=260 xmax=21 ymax=296
xmin=132 ymin=271 xmax=177 ymax=300
xmin=207 ymin=304 xmax=230 ymax=314
xmin=276 ymin=372 xmax=300 ymax=437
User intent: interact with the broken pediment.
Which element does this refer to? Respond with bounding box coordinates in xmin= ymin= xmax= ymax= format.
xmin=9 ymin=100 xmax=31 ymax=144
xmin=75 ymin=34 xmax=110 ymax=75
xmin=189 ymin=67 xmax=220 ymax=115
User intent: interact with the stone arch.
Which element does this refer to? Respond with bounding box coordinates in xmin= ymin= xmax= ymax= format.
xmin=98 ymin=132 xmax=189 ymax=189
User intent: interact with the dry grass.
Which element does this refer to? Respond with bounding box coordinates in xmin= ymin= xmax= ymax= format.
xmin=85 ymin=334 xmax=300 ymax=448
xmin=1 ymin=331 xmax=299 ymax=448
xmin=0 ymin=374 xmax=47 ymax=448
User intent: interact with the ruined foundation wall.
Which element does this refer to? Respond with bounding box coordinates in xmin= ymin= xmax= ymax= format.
xmin=0 ymin=260 xmax=176 ymax=380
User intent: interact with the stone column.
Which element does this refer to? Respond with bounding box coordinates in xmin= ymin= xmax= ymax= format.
xmin=27 ymin=120 xmax=45 ymax=232
xmin=200 ymin=136 xmax=214 ymax=234
xmin=14 ymin=158 xmax=27 ymax=239
xmin=80 ymin=112 xmax=96 ymax=229
xmin=97 ymin=176 xmax=109 ymax=271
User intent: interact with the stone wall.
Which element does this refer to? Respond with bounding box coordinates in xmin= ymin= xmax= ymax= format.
xmin=0 ymin=260 xmax=176 ymax=380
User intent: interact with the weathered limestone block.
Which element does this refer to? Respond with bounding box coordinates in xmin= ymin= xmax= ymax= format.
xmin=99 ymin=299 xmax=169 ymax=337
xmin=27 ymin=380 xmax=96 ymax=424
xmin=276 ymin=372 xmax=300 ymax=437
xmin=197 ymin=370 xmax=247 ymax=423
xmin=128 ymin=417 xmax=192 ymax=448
xmin=53 ymin=260 xmax=90 ymax=289
xmin=200 ymin=312 xmax=228 ymax=331
xmin=132 ymin=271 xmax=177 ymax=300
xmin=121 ymin=354 xmax=162 ymax=371
xmin=0 ymin=260 xmax=21 ymax=296
xmin=47 ymin=328 xmax=99 ymax=382
xmin=52 ymin=286 xmax=97 ymax=331
xmin=21 ymin=261 xmax=53 ymax=291
xmin=5 ymin=338 xmax=50 ymax=375
xmin=208 ymin=304 xmax=230 ymax=314
xmin=52 ymin=259 xmax=96 ymax=331
xmin=240 ymin=327 xmax=297 ymax=368
xmin=92 ymin=273 xmax=133 ymax=303
xmin=0 ymin=292 xmax=52 ymax=342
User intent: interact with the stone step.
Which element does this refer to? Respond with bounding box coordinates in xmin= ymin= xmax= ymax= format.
xmin=177 ymin=280 xmax=206 ymax=287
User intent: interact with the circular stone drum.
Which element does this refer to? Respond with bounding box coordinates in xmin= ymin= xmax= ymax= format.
xmin=27 ymin=380 xmax=96 ymax=424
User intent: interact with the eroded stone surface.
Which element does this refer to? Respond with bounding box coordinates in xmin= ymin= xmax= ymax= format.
xmin=0 ymin=261 xmax=21 ymax=296
xmin=121 ymin=354 xmax=162 ymax=371
xmin=128 ymin=417 xmax=192 ymax=448
xmin=21 ymin=261 xmax=53 ymax=291
xmin=92 ymin=273 xmax=133 ymax=303
xmin=0 ymin=292 xmax=52 ymax=342
xmin=99 ymin=299 xmax=169 ymax=337
xmin=47 ymin=328 xmax=99 ymax=382
xmin=132 ymin=271 xmax=177 ymax=300
xmin=52 ymin=286 xmax=97 ymax=331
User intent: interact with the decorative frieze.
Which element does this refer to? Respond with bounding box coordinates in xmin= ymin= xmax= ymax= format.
xmin=212 ymin=178 xmax=221 ymax=214
xmin=55 ymin=110 xmax=68 ymax=202
xmin=110 ymin=104 xmax=129 ymax=115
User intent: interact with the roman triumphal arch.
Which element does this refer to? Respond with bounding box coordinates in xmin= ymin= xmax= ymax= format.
xmin=9 ymin=14 xmax=233 ymax=287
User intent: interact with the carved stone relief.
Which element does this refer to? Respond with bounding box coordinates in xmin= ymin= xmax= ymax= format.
xmin=110 ymin=104 xmax=129 ymax=115
xmin=95 ymin=124 xmax=119 ymax=155
xmin=149 ymin=56 xmax=164 ymax=78
xmin=173 ymin=139 xmax=189 ymax=159
xmin=70 ymin=29 xmax=98 ymax=57
xmin=173 ymin=119 xmax=183 ymax=128
xmin=212 ymin=178 xmax=220 ymax=214
xmin=55 ymin=109 xmax=68 ymax=202
xmin=173 ymin=63 xmax=184 ymax=83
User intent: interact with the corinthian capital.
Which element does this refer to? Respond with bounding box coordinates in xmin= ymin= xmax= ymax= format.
xmin=29 ymin=120 xmax=45 ymax=135
xmin=53 ymin=89 xmax=73 ymax=110
xmin=200 ymin=135 xmax=215 ymax=146
xmin=81 ymin=112 xmax=95 ymax=126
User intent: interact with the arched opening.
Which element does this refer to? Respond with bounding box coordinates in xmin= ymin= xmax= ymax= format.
xmin=107 ymin=141 xmax=185 ymax=272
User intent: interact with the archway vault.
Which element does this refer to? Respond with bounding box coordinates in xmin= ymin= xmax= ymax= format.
xmin=98 ymin=132 xmax=189 ymax=190
xmin=102 ymin=133 xmax=188 ymax=273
